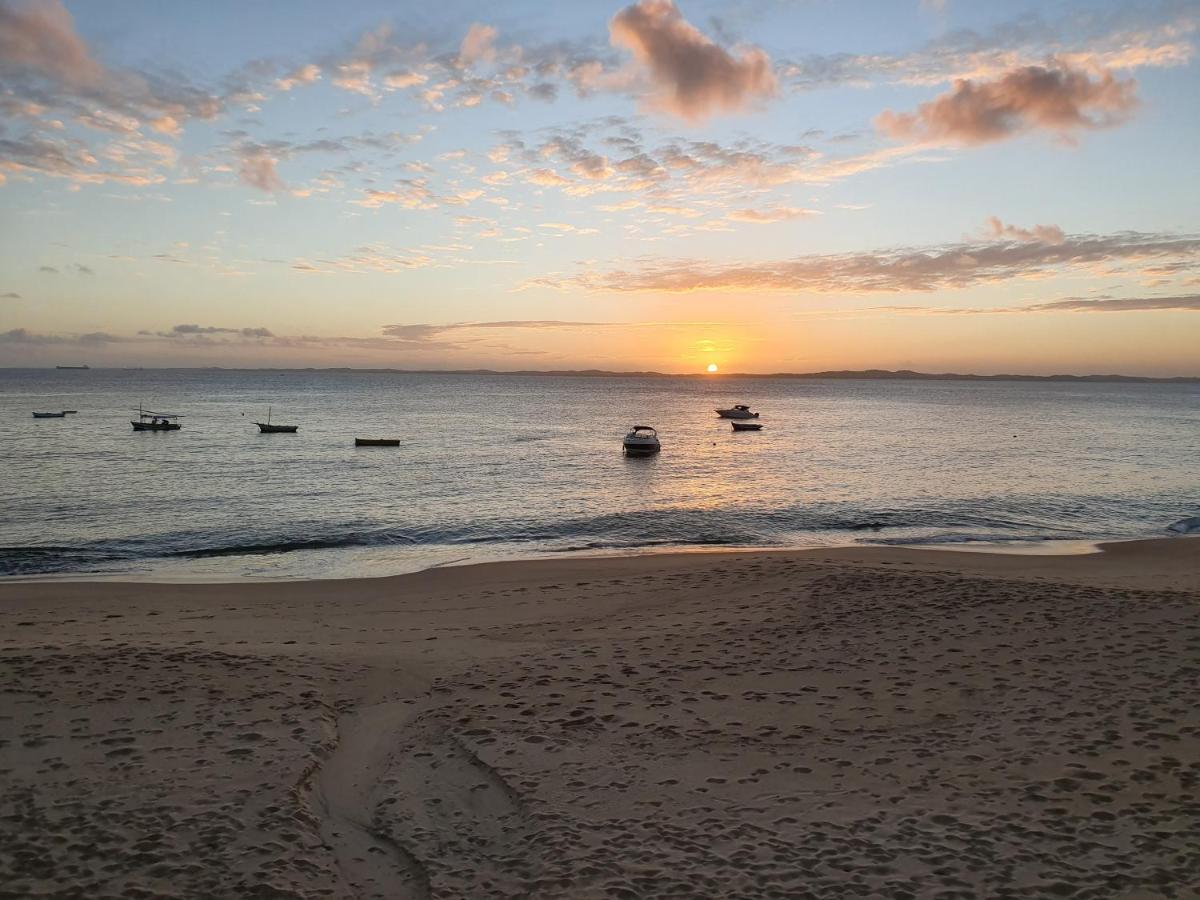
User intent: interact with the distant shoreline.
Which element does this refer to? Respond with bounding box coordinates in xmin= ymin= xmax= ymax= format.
xmin=13 ymin=366 xmax=1200 ymax=383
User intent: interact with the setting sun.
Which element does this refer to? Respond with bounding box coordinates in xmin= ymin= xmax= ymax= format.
xmin=707 ymin=363 xmax=719 ymax=373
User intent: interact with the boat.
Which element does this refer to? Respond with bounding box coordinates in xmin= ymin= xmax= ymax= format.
xmin=62 ymin=410 xmax=78 ymax=414
xmin=716 ymin=404 xmax=759 ymax=419
xmin=355 ymin=438 xmax=399 ymax=447
xmin=255 ymin=407 xmax=298 ymax=433
xmin=32 ymin=411 xmax=66 ymax=418
xmin=131 ymin=406 xmax=182 ymax=431
xmin=623 ymin=425 xmax=661 ymax=456
xmin=56 ymin=365 xmax=89 ymax=370
xmin=1167 ymin=516 xmax=1200 ymax=534
xmin=731 ymin=421 xmax=764 ymax=431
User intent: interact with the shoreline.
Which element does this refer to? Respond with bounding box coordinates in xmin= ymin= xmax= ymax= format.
xmin=2 ymin=537 xmax=1196 ymax=897
xmin=1 ymin=532 xmax=1188 ymax=587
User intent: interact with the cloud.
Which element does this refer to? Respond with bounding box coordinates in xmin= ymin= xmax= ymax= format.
xmin=0 ymin=327 xmax=122 ymax=345
xmin=165 ymin=324 xmax=274 ymax=337
xmin=381 ymin=319 xmax=727 ymax=346
xmin=609 ymin=0 xmax=776 ymax=121
xmin=237 ymin=146 xmax=284 ymax=191
xmin=275 ymin=63 xmax=320 ymax=91
xmin=383 ymin=70 xmax=426 ymax=89
xmin=0 ymin=0 xmax=104 ymax=86
xmin=728 ymin=207 xmax=821 ymax=224
xmin=1024 ymin=293 xmax=1200 ymax=313
xmin=525 ymin=168 xmax=571 ymax=187
xmin=459 ymin=23 xmax=497 ymax=66
xmin=527 ymin=230 xmax=1200 ymax=295
xmin=351 ymin=182 xmax=436 ymax=210
xmin=1 ymin=291 xmax=20 ymax=299
xmin=985 ymin=216 xmax=1065 ymax=244
xmin=0 ymin=0 xmax=225 ymax=138
xmin=876 ymin=63 xmax=1138 ymax=145
xmin=0 ymin=134 xmax=168 ymax=186
xmin=780 ymin=11 xmax=1193 ymax=91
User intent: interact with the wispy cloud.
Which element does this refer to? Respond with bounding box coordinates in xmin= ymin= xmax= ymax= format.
xmin=728 ymin=206 xmax=821 ymax=224
xmin=0 ymin=327 xmax=124 ymax=345
xmin=525 ymin=230 xmax=1200 ymax=295
xmin=1024 ymin=293 xmax=1200 ymax=313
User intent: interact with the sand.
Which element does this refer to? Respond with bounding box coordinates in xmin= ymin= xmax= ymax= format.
xmin=1 ymin=538 xmax=1197 ymax=898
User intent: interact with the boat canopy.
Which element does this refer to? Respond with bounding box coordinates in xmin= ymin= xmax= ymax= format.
xmin=133 ymin=409 xmax=183 ymax=418
xmin=630 ymin=425 xmax=656 ymax=432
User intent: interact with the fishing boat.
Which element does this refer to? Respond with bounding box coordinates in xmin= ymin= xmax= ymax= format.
xmin=731 ymin=421 xmax=764 ymax=431
xmin=32 ymin=411 xmax=66 ymax=418
xmin=355 ymin=438 xmax=399 ymax=447
xmin=56 ymin=365 xmax=89 ymax=370
xmin=623 ymin=425 xmax=661 ymax=456
xmin=255 ymin=407 xmax=298 ymax=433
xmin=131 ymin=407 xmax=182 ymax=431
xmin=716 ymin=404 xmax=759 ymax=419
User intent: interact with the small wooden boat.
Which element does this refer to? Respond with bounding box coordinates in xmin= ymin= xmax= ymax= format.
xmin=32 ymin=411 xmax=66 ymax=418
xmin=255 ymin=407 xmax=298 ymax=433
xmin=355 ymin=438 xmax=399 ymax=447
xmin=132 ymin=406 xmax=182 ymax=431
xmin=731 ymin=421 xmax=764 ymax=431
xmin=62 ymin=410 xmax=78 ymax=414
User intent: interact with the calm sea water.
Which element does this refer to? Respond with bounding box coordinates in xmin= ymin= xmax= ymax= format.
xmin=1 ymin=368 xmax=1196 ymax=579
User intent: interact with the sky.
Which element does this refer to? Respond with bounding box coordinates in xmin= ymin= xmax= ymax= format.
xmin=1 ymin=0 xmax=1198 ymax=375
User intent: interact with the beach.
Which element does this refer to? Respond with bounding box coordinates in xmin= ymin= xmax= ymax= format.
xmin=2 ymin=539 xmax=1197 ymax=899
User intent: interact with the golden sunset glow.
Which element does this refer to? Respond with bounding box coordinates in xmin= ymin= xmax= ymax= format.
xmin=707 ymin=363 xmax=719 ymax=373
xmin=0 ymin=1 xmax=1195 ymax=376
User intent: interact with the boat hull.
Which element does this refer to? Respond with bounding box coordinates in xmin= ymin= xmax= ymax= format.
xmin=32 ymin=412 xmax=66 ymax=418
xmin=257 ymin=423 xmax=299 ymax=433
xmin=731 ymin=422 xmax=763 ymax=431
xmin=131 ymin=421 xmax=181 ymax=431
xmin=623 ymin=441 xmax=661 ymax=456
xmin=716 ymin=409 xmax=758 ymax=419
xmin=355 ymin=438 xmax=399 ymax=447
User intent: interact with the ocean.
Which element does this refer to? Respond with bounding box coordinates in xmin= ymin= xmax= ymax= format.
xmin=1 ymin=368 xmax=1196 ymax=579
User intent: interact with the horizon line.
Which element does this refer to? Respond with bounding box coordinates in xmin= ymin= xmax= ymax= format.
xmin=8 ymin=366 xmax=1199 ymax=383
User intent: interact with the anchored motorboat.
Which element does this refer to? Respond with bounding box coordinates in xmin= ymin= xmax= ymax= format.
xmin=32 ymin=411 xmax=66 ymax=418
xmin=623 ymin=425 xmax=661 ymax=456
xmin=731 ymin=421 xmax=764 ymax=431
xmin=716 ymin=404 xmax=759 ymax=419
xmin=355 ymin=438 xmax=399 ymax=447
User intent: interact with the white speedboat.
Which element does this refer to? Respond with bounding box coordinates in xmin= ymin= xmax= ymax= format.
xmin=716 ymin=404 xmax=758 ymax=419
xmin=623 ymin=425 xmax=661 ymax=456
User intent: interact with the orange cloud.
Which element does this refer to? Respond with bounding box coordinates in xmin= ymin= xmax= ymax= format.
xmin=459 ymin=23 xmax=497 ymax=66
xmin=876 ymin=63 xmax=1138 ymax=145
xmin=275 ymin=63 xmax=320 ymax=92
xmin=609 ymin=0 xmax=776 ymax=122
xmin=728 ymin=207 xmax=821 ymax=224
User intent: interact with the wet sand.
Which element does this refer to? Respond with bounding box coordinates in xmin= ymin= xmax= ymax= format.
xmin=1 ymin=539 xmax=1197 ymax=898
